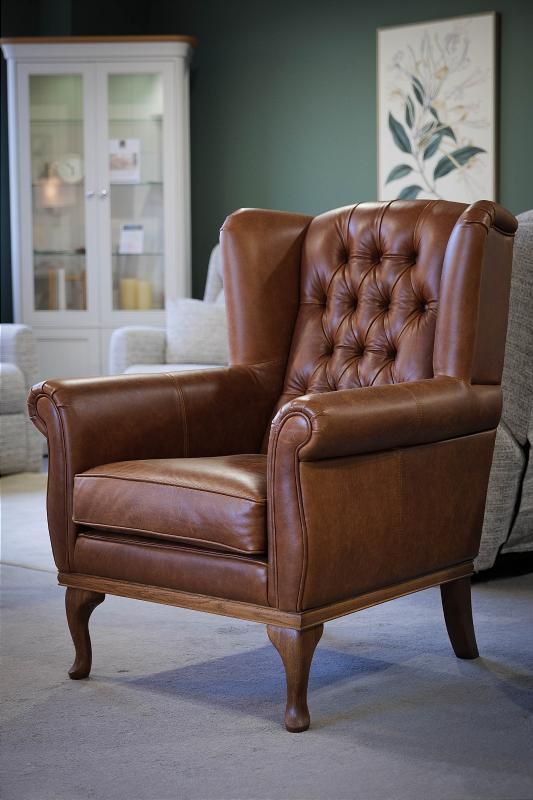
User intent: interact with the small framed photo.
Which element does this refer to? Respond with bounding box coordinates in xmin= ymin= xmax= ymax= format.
xmin=109 ymin=138 xmax=141 ymax=184
xmin=377 ymin=13 xmax=497 ymax=202
xmin=119 ymin=224 xmax=144 ymax=255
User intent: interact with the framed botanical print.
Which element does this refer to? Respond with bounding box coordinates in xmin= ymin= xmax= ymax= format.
xmin=377 ymin=13 xmax=497 ymax=202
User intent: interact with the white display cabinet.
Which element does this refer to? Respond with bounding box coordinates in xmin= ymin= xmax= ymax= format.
xmin=1 ymin=36 xmax=196 ymax=378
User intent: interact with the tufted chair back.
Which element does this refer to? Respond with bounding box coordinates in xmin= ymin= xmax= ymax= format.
xmin=221 ymin=199 xmax=516 ymax=449
xmin=276 ymin=201 xmax=465 ymax=411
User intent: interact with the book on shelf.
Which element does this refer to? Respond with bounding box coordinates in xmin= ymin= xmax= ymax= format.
xmin=119 ymin=224 xmax=144 ymax=255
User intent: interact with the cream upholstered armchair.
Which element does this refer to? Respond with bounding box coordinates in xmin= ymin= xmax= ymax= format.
xmin=0 ymin=324 xmax=42 ymax=474
xmin=29 ymin=200 xmax=516 ymax=732
xmin=109 ymin=244 xmax=226 ymax=375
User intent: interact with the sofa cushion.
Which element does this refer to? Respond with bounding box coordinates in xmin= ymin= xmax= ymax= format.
xmin=166 ymin=298 xmax=229 ymax=365
xmin=73 ymin=454 xmax=267 ymax=556
xmin=500 ymin=214 xmax=533 ymax=445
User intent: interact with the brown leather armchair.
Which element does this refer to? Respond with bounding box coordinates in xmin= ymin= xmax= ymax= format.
xmin=29 ymin=200 xmax=517 ymax=732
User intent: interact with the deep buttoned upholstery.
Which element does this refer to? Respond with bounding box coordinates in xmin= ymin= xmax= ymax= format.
xmin=279 ymin=202 xmax=460 ymax=402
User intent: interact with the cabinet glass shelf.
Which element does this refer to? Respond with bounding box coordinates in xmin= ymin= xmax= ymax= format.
xmin=34 ymin=250 xmax=86 ymax=256
xmin=31 ymin=118 xmax=163 ymax=124
xmin=31 ymin=181 xmax=163 ymax=188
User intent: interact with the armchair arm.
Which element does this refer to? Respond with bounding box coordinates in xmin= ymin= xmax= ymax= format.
xmin=29 ymin=365 xmax=276 ymax=572
xmin=270 ymin=376 xmax=502 ymax=462
xmin=108 ymin=326 xmax=166 ymax=374
xmin=267 ymin=377 xmax=502 ymax=612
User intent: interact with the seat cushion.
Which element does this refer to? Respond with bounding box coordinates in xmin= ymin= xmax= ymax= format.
xmin=73 ymin=454 xmax=267 ymax=556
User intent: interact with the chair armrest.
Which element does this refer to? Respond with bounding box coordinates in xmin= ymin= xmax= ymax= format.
xmin=0 ymin=324 xmax=38 ymax=391
xmin=270 ymin=376 xmax=502 ymax=462
xmin=29 ymin=366 xmax=275 ymax=573
xmin=108 ymin=326 xmax=166 ymax=374
xmin=267 ymin=376 xmax=502 ymax=611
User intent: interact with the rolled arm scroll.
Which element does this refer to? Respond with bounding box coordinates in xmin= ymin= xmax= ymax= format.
xmin=270 ymin=376 xmax=502 ymax=463
xmin=267 ymin=376 xmax=502 ymax=610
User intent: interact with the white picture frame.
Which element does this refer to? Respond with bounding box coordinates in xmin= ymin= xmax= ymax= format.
xmin=109 ymin=138 xmax=141 ymax=184
xmin=377 ymin=13 xmax=497 ymax=203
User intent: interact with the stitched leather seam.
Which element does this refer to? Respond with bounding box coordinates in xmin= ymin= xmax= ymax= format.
xmin=275 ymin=412 xmax=313 ymax=610
xmin=248 ymin=357 xmax=286 ymax=368
xmin=345 ymin=202 xmax=360 ymax=243
xmin=77 ymin=532 xmax=267 ymax=565
xmin=57 ymin=404 xmax=77 ymax=571
xmin=462 ymin=218 xmax=489 ymax=233
xmin=335 ymin=354 xmax=361 ymax=386
xmin=167 ymin=374 xmax=188 ymax=457
xmin=322 ymin=259 xmax=352 ymax=300
xmin=369 ymin=358 xmax=394 ymax=387
xmin=75 ymin=473 xmax=266 ymax=504
xmin=73 ymin=521 xmax=265 ymax=555
xmin=267 ymin=445 xmax=279 ymax=607
xmin=330 ymin=308 xmax=353 ymax=347
xmin=304 ymin=357 xmax=329 ymax=393
xmin=268 ymin=411 xmax=312 ymax=610
xmin=376 ymin=200 xmax=393 ymax=253
xmin=294 ymin=418 xmax=312 ymax=611
xmin=413 ymin=200 xmax=436 ymax=250
xmin=33 ymin=393 xmax=71 ymax=571
xmin=402 ymin=382 xmax=426 ymax=432
xmin=395 ymin=307 xmax=424 ymax=346
xmin=388 ymin=260 xmax=415 ymax=296
xmin=267 ymin=415 xmax=292 ymax=607
xmin=362 ymin=308 xmax=384 ymax=343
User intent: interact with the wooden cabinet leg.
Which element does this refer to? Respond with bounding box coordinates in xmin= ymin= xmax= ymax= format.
xmin=440 ymin=576 xmax=479 ymax=659
xmin=65 ymin=588 xmax=105 ymax=679
xmin=267 ymin=624 xmax=323 ymax=732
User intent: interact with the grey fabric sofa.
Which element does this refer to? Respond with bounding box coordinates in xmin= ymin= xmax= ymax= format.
xmin=0 ymin=324 xmax=42 ymax=474
xmin=109 ymin=245 xmax=225 ymax=375
xmin=475 ymin=210 xmax=533 ymax=570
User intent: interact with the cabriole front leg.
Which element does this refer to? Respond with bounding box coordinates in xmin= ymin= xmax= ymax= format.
xmin=440 ymin=576 xmax=479 ymax=659
xmin=65 ymin=588 xmax=105 ymax=679
xmin=267 ymin=624 xmax=323 ymax=732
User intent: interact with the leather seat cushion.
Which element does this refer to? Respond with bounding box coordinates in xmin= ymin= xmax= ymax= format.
xmin=73 ymin=454 xmax=267 ymax=556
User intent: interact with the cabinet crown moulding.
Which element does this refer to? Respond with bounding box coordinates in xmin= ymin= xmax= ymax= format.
xmin=0 ymin=36 xmax=198 ymax=47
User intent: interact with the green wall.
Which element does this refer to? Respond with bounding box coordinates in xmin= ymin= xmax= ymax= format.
xmin=1 ymin=0 xmax=532 ymax=310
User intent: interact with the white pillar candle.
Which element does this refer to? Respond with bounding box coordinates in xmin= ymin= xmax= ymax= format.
xmin=56 ymin=268 xmax=67 ymax=311
xmin=137 ymin=280 xmax=153 ymax=310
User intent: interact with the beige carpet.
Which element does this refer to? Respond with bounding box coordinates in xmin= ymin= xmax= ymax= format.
xmin=1 ymin=472 xmax=533 ymax=800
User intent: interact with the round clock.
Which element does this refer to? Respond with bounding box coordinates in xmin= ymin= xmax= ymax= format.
xmin=55 ymin=153 xmax=84 ymax=184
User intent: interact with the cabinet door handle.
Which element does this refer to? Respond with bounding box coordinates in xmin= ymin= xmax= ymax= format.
xmin=99 ymin=189 xmax=108 ymax=198
xmin=85 ymin=190 xmax=95 ymax=198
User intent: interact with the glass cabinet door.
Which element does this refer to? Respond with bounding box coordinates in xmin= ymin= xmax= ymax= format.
xmin=29 ymin=74 xmax=88 ymax=312
xmin=106 ymin=72 xmax=166 ymax=313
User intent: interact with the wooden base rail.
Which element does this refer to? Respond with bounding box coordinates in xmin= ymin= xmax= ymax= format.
xmin=58 ymin=562 xmax=473 ymax=630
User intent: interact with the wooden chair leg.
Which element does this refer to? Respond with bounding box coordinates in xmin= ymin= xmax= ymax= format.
xmin=440 ymin=576 xmax=479 ymax=659
xmin=65 ymin=587 xmax=105 ymax=679
xmin=267 ymin=623 xmax=323 ymax=732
